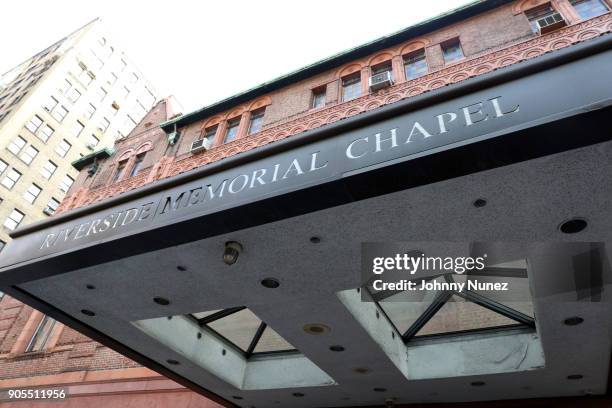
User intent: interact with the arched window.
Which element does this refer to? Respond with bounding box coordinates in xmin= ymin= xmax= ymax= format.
xmin=129 ymin=142 xmax=152 ymax=177
xmin=403 ymin=49 xmax=428 ymax=80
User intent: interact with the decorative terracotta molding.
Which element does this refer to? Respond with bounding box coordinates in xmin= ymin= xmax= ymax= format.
xmin=61 ymin=13 xmax=612 ymax=210
xmin=368 ymin=51 xmax=394 ymax=66
xmin=247 ymin=95 xmax=273 ymax=111
xmin=336 ymin=62 xmax=365 ymax=79
xmin=514 ymin=0 xmax=552 ymax=14
xmin=399 ymin=39 xmax=430 ymax=56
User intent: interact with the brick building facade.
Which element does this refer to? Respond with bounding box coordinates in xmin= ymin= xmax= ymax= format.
xmin=57 ymin=0 xmax=612 ymax=214
xmin=1 ymin=0 xmax=612 ymax=407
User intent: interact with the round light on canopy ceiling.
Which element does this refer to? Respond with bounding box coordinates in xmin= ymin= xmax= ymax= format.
xmin=223 ymin=241 xmax=243 ymax=265
xmin=303 ymin=323 xmax=331 ymax=335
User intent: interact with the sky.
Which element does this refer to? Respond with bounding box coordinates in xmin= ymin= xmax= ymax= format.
xmin=0 ymin=0 xmax=474 ymax=113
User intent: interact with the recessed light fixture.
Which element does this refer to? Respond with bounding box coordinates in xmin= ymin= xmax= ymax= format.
xmin=329 ymin=345 xmax=345 ymax=352
xmin=563 ymin=316 xmax=584 ymax=326
xmin=559 ymin=218 xmax=587 ymax=234
xmin=223 ymin=241 xmax=243 ymax=265
xmin=292 ymin=392 xmax=305 ymax=397
xmin=353 ymin=367 xmax=370 ymax=374
xmin=232 ymin=396 xmax=243 ymax=400
xmin=176 ymin=265 xmax=187 ymax=271
xmin=166 ymin=359 xmax=180 ymax=365
xmin=471 ymin=381 xmax=486 ymax=387
xmin=567 ymin=374 xmax=583 ymax=380
xmin=473 ymin=198 xmax=487 ymax=208
xmin=310 ymin=236 xmax=321 ymax=244
xmin=153 ymin=297 xmax=170 ymax=306
xmin=81 ymin=309 xmax=95 ymax=316
xmin=261 ymin=278 xmax=280 ymax=288
xmin=373 ymin=387 xmax=387 ymax=392
xmin=303 ymin=323 xmax=330 ymax=335
xmin=86 ymin=284 xmax=95 ymax=290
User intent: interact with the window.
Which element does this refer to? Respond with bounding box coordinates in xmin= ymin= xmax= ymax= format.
xmin=99 ymin=117 xmax=110 ymax=132
xmin=59 ymin=79 xmax=72 ymax=94
xmin=96 ymin=87 xmax=107 ymax=102
xmin=59 ymin=175 xmax=74 ymax=193
xmin=100 ymin=45 xmax=114 ymax=59
xmin=4 ymin=208 xmax=24 ymax=230
xmin=117 ymin=59 xmax=127 ymax=72
xmin=128 ymin=72 xmax=139 ymax=84
xmin=70 ymin=120 xmax=84 ymax=137
xmin=140 ymin=88 xmax=155 ymax=107
xmin=119 ymin=116 xmax=137 ymax=136
xmin=203 ymin=126 xmax=217 ymax=145
xmin=130 ymin=153 xmax=145 ymax=177
xmin=45 ymin=198 xmax=60 ymax=215
xmin=42 ymin=95 xmax=59 ymax=112
xmin=79 ymin=70 xmax=95 ymax=86
xmin=441 ymin=38 xmax=464 ymax=63
xmin=248 ymin=109 xmax=265 ymax=135
xmin=131 ymin=102 xmax=146 ymax=121
xmin=341 ymin=74 xmax=361 ymax=102
xmin=120 ymin=86 xmax=130 ymax=99
xmin=51 ymin=105 xmax=68 ymax=122
xmin=371 ymin=62 xmax=392 ymax=76
xmin=23 ymin=184 xmax=42 ymax=203
xmin=90 ymin=51 xmax=104 ymax=70
xmin=404 ymin=49 xmax=428 ymax=80
xmin=189 ymin=307 xmax=296 ymax=357
xmin=570 ymin=0 xmax=609 ymax=18
xmin=25 ymin=115 xmax=43 ymax=133
xmin=112 ymin=160 xmax=127 ymax=182
xmin=1 ymin=169 xmax=21 ymax=189
xmin=20 ymin=145 xmax=38 ymax=165
xmin=84 ymin=103 xmax=96 ymax=119
xmin=40 ymin=160 xmax=57 ymax=179
xmin=312 ymin=87 xmax=326 ymax=109
xmin=25 ymin=315 xmax=56 ymax=352
xmin=0 ymin=159 xmax=7 ymax=174
xmin=67 ymin=87 xmax=81 ymax=103
xmin=0 ymin=240 xmax=5 ymax=253
xmin=87 ymin=134 xmax=100 ymax=148
xmin=372 ymin=265 xmax=536 ymax=343
xmin=7 ymin=135 xmax=27 ymax=155
xmin=107 ymin=73 xmax=118 ymax=86
xmin=39 ymin=124 xmax=54 ymax=143
xmin=224 ymin=119 xmax=240 ymax=143
xmin=55 ymin=139 xmax=72 ymax=157
xmin=526 ymin=4 xmax=565 ymax=33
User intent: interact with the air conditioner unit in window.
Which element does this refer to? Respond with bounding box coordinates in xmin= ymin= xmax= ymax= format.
xmin=191 ymin=138 xmax=211 ymax=154
xmin=536 ymin=13 xmax=566 ymax=33
xmin=43 ymin=207 xmax=55 ymax=216
xmin=369 ymin=71 xmax=393 ymax=92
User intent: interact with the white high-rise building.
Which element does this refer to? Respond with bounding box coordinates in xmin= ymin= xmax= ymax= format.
xmin=0 ymin=19 xmax=158 ymax=250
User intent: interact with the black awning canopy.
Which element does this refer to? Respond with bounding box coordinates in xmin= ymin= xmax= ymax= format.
xmin=1 ymin=39 xmax=612 ymax=408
